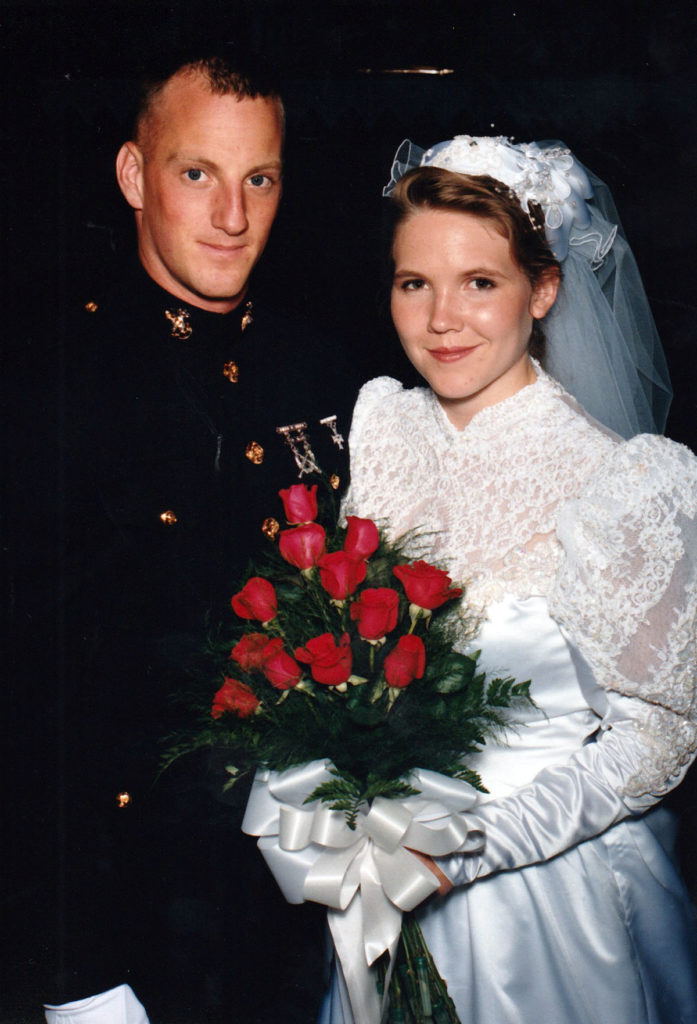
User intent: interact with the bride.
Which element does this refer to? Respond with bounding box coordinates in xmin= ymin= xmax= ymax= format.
xmin=320 ymin=136 xmax=697 ymax=1022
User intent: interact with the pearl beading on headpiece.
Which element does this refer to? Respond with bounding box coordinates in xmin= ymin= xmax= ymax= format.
xmin=385 ymin=135 xmax=596 ymax=261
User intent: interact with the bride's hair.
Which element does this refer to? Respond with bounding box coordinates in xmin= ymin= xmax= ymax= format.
xmin=389 ymin=166 xmax=561 ymax=360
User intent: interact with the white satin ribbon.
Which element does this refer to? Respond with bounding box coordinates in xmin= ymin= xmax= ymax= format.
xmin=242 ymin=760 xmax=484 ymax=1024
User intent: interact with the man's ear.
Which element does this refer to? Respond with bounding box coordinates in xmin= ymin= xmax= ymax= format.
xmin=530 ymin=268 xmax=560 ymax=320
xmin=116 ymin=142 xmax=145 ymax=210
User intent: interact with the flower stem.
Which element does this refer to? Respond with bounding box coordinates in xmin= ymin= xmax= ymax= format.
xmin=379 ymin=914 xmax=461 ymax=1023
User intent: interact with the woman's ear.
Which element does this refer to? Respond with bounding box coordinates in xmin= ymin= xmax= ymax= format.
xmin=529 ymin=269 xmax=560 ymax=319
xmin=115 ymin=142 xmax=145 ymax=210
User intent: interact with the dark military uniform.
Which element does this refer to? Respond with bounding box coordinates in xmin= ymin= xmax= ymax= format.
xmin=57 ymin=264 xmax=360 ymax=1020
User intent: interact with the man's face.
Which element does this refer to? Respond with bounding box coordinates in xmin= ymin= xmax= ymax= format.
xmin=117 ymin=72 xmax=283 ymax=312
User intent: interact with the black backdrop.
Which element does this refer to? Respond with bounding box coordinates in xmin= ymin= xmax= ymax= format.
xmin=3 ymin=0 xmax=697 ymax=1018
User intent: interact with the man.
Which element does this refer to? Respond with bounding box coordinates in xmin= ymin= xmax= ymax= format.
xmin=56 ymin=54 xmax=359 ymax=1020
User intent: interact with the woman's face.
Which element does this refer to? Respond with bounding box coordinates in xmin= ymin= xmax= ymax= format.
xmin=391 ymin=208 xmax=558 ymax=429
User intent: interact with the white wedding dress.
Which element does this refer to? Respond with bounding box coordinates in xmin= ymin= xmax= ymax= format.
xmin=320 ymin=367 xmax=697 ymax=1023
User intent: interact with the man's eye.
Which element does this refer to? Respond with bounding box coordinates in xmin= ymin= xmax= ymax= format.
xmin=185 ymin=168 xmax=206 ymax=182
xmin=248 ymin=173 xmax=271 ymax=187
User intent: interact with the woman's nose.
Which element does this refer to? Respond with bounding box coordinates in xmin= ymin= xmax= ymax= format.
xmin=428 ymin=290 xmax=463 ymax=334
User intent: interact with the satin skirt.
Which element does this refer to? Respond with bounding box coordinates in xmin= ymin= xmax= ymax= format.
xmin=318 ymin=596 xmax=697 ymax=1023
xmin=319 ymin=807 xmax=697 ymax=1024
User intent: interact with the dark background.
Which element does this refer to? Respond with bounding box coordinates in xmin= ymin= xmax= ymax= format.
xmin=3 ymin=1 xmax=697 ymax=1020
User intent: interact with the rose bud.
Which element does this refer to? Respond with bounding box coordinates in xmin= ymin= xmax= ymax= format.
xmin=279 ymin=483 xmax=318 ymax=524
xmin=343 ymin=516 xmax=380 ymax=561
xmin=384 ymin=634 xmax=426 ymax=688
xmin=318 ymin=550 xmax=367 ymax=600
xmin=211 ymin=677 xmax=260 ymax=719
xmin=279 ymin=523 xmax=326 ymax=570
xmin=230 ymin=633 xmax=271 ymax=672
xmin=350 ymin=588 xmax=400 ymax=641
xmin=393 ymin=561 xmax=463 ymax=610
xmin=295 ymin=632 xmax=353 ymax=685
xmin=231 ymin=577 xmax=278 ymax=624
xmin=261 ymin=638 xmax=303 ymax=690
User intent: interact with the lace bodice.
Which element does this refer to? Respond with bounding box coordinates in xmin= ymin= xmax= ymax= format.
xmin=346 ymin=371 xmax=614 ymax=610
xmin=345 ymin=370 xmax=697 ymax=805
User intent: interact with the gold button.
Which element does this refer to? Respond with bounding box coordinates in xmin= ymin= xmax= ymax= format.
xmin=160 ymin=510 xmax=178 ymax=525
xmin=245 ymin=441 xmax=264 ymax=465
xmin=222 ymin=360 xmax=239 ymax=383
xmin=85 ymin=301 xmax=98 ymax=313
xmin=262 ymin=517 xmax=280 ymax=540
xmin=330 ymin=474 xmax=340 ymax=490
xmin=116 ymin=791 xmax=131 ymax=808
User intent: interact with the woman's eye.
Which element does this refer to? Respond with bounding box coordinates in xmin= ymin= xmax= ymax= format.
xmin=400 ymin=278 xmax=425 ymax=292
xmin=185 ymin=168 xmax=206 ymax=182
xmin=470 ymin=277 xmax=494 ymax=290
xmin=249 ymin=173 xmax=271 ymax=188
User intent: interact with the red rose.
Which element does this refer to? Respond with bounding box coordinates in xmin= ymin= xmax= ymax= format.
xmin=343 ymin=516 xmax=380 ymax=561
xmin=231 ymin=577 xmax=278 ymax=623
xmin=384 ymin=634 xmax=426 ymax=688
xmin=261 ymin=638 xmax=302 ymax=690
xmin=350 ymin=588 xmax=400 ymax=641
xmin=279 ymin=484 xmax=318 ymax=524
xmin=393 ymin=561 xmax=462 ymax=610
xmin=295 ymin=632 xmax=353 ymax=685
xmin=279 ymin=523 xmax=326 ymax=570
xmin=211 ymin=677 xmax=260 ymax=719
xmin=230 ymin=633 xmax=271 ymax=671
xmin=318 ymin=550 xmax=367 ymax=600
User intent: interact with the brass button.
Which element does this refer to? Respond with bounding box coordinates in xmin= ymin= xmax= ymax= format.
xmin=262 ymin=517 xmax=280 ymax=540
xmin=116 ymin=791 xmax=131 ymax=808
xmin=84 ymin=301 xmax=98 ymax=313
xmin=330 ymin=474 xmax=340 ymax=490
xmin=222 ymin=360 xmax=239 ymax=383
xmin=245 ymin=441 xmax=264 ymax=465
xmin=160 ymin=510 xmax=178 ymax=525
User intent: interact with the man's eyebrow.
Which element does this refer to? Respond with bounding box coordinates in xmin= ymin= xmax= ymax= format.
xmin=166 ymin=153 xmax=283 ymax=174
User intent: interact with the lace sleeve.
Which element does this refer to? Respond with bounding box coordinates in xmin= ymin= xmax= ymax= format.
xmin=549 ymin=434 xmax=697 ymax=797
xmin=439 ymin=435 xmax=697 ymax=887
xmin=342 ymin=376 xmax=406 ymax=519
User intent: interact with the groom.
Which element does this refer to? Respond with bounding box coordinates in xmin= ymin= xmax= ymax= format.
xmin=58 ymin=51 xmax=359 ymax=1019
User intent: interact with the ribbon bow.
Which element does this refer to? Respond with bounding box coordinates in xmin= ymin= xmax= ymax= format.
xmin=242 ymin=760 xmax=484 ymax=1023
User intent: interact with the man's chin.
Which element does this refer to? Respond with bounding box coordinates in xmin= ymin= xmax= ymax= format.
xmin=175 ymin=275 xmax=250 ymax=313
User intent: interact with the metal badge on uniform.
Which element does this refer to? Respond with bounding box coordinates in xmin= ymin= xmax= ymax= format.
xmin=164 ymin=308 xmax=193 ymax=340
xmin=276 ymin=423 xmax=319 ymax=477
xmin=319 ymin=415 xmax=345 ymax=450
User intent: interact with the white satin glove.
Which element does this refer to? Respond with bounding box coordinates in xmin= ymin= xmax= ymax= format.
xmin=44 ymin=985 xmax=149 ymax=1024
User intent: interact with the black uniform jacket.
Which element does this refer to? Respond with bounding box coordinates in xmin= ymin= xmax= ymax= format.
xmin=52 ymin=264 xmax=361 ymax=1013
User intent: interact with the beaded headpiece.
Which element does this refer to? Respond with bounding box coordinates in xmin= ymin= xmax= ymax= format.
xmin=383 ymin=136 xmax=598 ymax=262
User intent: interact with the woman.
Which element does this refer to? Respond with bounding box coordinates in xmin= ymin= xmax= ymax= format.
xmin=324 ymin=137 xmax=697 ymax=1022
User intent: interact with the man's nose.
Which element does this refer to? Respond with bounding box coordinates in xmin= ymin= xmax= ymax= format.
xmin=428 ymin=290 xmax=463 ymax=334
xmin=211 ymin=183 xmax=248 ymax=235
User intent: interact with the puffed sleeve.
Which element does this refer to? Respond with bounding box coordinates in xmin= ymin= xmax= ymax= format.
xmin=341 ymin=376 xmax=406 ymax=517
xmin=439 ymin=434 xmax=697 ymax=886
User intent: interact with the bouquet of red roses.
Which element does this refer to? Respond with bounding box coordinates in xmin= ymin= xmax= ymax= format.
xmin=169 ymin=479 xmax=530 ymax=1024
